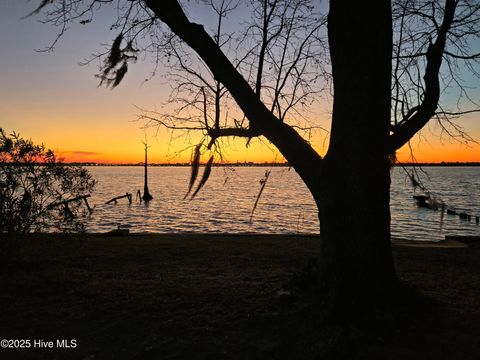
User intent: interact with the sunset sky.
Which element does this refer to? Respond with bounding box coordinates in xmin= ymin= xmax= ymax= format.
xmin=1 ymin=0 xmax=479 ymax=164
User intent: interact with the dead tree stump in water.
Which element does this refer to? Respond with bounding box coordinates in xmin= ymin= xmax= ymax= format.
xmin=141 ymin=139 xmax=153 ymax=202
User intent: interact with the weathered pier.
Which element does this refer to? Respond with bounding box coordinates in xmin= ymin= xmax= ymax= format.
xmin=413 ymin=195 xmax=479 ymax=224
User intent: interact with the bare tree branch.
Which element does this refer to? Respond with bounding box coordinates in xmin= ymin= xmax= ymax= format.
xmin=389 ymin=0 xmax=479 ymax=152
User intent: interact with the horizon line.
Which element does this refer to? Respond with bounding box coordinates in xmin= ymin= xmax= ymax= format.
xmin=55 ymin=161 xmax=480 ymax=167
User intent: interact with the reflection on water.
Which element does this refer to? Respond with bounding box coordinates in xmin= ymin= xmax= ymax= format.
xmin=84 ymin=166 xmax=480 ymax=242
xmin=390 ymin=166 xmax=480 ymax=241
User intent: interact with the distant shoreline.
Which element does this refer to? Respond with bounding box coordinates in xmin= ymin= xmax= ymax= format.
xmin=57 ymin=161 xmax=480 ymax=167
xmin=395 ymin=162 xmax=480 ymax=167
xmin=2 ymin=161 xmax=479 ymax=167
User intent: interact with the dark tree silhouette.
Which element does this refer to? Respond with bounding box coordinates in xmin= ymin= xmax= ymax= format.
xmin=141 ymin=138 xmax=153 ymax=202
xmin=34 ymin=0 xmax=480 ymax=313
xmin=0 ymin=128 xmax=96 ymax=234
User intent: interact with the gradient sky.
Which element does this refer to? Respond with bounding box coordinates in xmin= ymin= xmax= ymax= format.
xmin=1 ymin=0 xmax=479 ymax=164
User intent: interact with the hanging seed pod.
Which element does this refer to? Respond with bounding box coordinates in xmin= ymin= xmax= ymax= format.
xmin=30 ymin=0 xmax=54 ymax=15
xmin=184 ymin=143 xmax=202 ymax=199
xmin=111 ymin=61 xmax=128 ymax=88
xmin=107 ymin=33 xmax=123 ymax=71
xmin=191 ymin=155 xmax=214 ymax=199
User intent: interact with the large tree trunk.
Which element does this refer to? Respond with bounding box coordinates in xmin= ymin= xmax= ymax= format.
xmin=312 ymin=0 xmax=398 ymax=314
xmin=146 ymin=0 xmax=400 ymax=313
xmin=316 ymin=157 xmax=398 ymax=314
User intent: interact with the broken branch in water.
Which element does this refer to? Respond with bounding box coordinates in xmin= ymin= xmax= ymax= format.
xmin=105 ymin=193 xmax=132 ymax=205
xmin=250 ymin=170 xmax=271 ymax=223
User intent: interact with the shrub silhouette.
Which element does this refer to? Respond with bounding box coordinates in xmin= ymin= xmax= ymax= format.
xmin=0 ymin=128 xmax=96 ymax=234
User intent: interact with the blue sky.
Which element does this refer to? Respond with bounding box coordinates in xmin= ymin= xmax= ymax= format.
xmin=0 ymin=0 xmax=478 ymax=163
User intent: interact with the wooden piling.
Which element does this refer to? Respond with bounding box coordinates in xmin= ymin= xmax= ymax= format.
xmin=83 ymin=197 xmax=93 ymax=214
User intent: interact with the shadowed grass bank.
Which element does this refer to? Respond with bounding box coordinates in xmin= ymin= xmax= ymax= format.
xmin=0 ymin=233 xmax=479 ymax=359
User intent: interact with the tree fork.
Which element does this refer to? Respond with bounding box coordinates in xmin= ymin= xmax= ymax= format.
xmin=144 ymin=0 xmax=322 ymax=190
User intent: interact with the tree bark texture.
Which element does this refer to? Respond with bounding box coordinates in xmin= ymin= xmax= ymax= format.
xmin=314 ymin=0 xmax=398 ymax=312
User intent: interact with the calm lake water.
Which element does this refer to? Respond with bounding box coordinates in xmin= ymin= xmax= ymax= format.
xmin=84 ymin=166 xmax=480 ymax=242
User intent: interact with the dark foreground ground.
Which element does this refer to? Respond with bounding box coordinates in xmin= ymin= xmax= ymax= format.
xmin=0 ymin=233 xmax=479 ymax=359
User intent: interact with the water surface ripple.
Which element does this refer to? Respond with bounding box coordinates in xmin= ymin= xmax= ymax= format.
xmin=85 ymin=166 xmax=480 ymax=242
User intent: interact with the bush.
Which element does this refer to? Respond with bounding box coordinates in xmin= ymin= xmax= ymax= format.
xmin=0 ymin=128 xmax=96 ymax=234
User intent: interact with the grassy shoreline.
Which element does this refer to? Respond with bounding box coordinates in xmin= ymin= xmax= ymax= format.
xmin=1 ymin=233 xmax=479 ymax=359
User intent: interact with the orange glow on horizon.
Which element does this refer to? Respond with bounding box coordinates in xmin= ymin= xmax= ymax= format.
xmin=55 ymin=136 xmax=480 ymax=164
xmin=396 ymin=143 xmax=480 ymax=163
xmin=2 ymin=2 xmax=480 ymax=167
